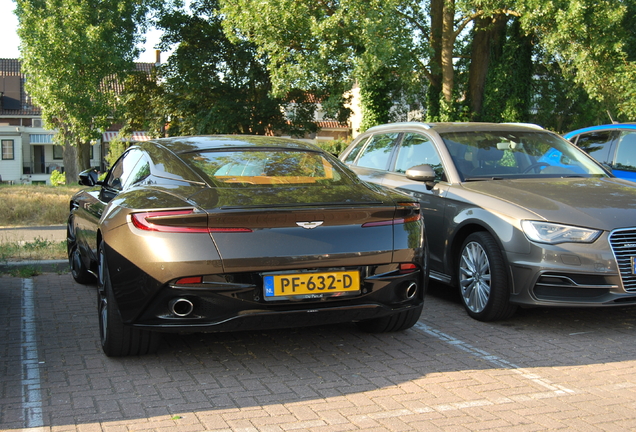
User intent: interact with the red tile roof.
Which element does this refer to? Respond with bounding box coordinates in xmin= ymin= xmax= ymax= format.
xmin=102 ymin=131 xmax=150 ymax=142
xmin=317 ymin=120 xmax=349 ymax=129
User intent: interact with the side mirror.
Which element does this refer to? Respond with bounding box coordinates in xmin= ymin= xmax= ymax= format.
xmin=406 ymin=164 xmax=436 ymax=190
xmin=78 ymin=169 xmax=98 ymax=187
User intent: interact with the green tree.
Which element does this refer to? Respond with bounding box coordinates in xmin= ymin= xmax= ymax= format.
xmin=530 ymin=58 xmax=609 ymax=132
xmin=220 ymin=0 xmax=417 ymax=132
xmin=479 ymin=18 xmax=533 ymax=123
xmin=118 ymin=68 xmax=167 ymax=140
xmin=154 ymin=0 xmax=318 ymax=136
xmin=519 ymin=0 xmax=636 ymax=121
xmin=220 ymin=0 xmax=636 ymax=128
xmin=16 ymin=0 xmax=160 ymax=183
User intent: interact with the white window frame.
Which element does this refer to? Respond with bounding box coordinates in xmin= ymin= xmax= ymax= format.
xmin=2 ymin=140 xmax=14 ymax=160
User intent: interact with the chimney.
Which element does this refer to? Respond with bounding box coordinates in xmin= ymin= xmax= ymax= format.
xmin=155 ymin=50 xmax=161 ymax=66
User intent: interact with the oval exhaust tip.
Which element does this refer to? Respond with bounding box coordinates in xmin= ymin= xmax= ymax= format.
xmin=169 ymin=298 xmax=194 ymax=317
xmin=404 ymin=282 xmax=418 ymax=300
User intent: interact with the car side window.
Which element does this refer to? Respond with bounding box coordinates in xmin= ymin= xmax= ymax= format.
xmin=105 ymin=149 xmax=144 ymax=191
xmin=615 ymin=132 xmax=636 ymax=172
xmin=123 ymin=155 xmax=151 ymax=189
xmin=394 ymin=133 xmax=444 ymax=180
xmin=343 ymin=136 xmax=369 ymax=164
xmin=574 ymin=131 xmax=616 ymax=164
xmin=355 ymin=133 xmax=400 ymax=170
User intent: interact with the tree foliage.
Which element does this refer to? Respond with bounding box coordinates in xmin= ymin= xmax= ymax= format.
xmin=16 ymin=0 xmax=161 ymax=182
xmin=118 ymin=69 xmax=167 ymax=139
xmin=519 ymin=0 xmax=636 ymax=122
xmin=18 ymin=0 xmax=636 ymax=173
xmin=116 ymin=0 xmax=320 ymax=138
xmin=219 ymin=0 xmax=636 ymax=132
xmin=219 ymin=0 xmax=419 ymax=132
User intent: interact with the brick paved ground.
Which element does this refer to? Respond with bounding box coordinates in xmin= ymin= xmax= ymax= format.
xmin=2 ymin=273 xmax=636 ymax=431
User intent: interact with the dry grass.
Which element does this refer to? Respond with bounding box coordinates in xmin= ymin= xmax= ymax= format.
xmin=0 ymin=238 xmax=67 ymax=261
xmin=0 ymin=184 xmax=81 ymax=227
xmin=0 ymin=185 xmax=80 ymax=265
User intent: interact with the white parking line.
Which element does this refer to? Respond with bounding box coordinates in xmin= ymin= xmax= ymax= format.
xmin=350 ymin=391 xmax=568 ymax=422
xmin=414 ymin=322 xmax=575 ymax=395
xmin=21 ymin=278 xmax=44 ymax=428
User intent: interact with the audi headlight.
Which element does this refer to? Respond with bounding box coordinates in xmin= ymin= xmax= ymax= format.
xmin=521 ymin=221 xmax=601 ymax=244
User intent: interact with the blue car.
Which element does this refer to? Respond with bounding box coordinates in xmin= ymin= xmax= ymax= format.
xmin=564 ymin=123 xmax=636 ymax=182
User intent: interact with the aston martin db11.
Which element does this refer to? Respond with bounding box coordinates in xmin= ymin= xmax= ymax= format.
xmin=67 ymin=135 xmax=426 ymax=356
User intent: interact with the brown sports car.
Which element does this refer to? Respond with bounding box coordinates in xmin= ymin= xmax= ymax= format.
xmin=67 ymin=135 xmax=426 ymax=356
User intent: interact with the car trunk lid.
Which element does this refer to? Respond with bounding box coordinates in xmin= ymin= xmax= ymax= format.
xmin=195 ymin=185 xmax=407 ymax=272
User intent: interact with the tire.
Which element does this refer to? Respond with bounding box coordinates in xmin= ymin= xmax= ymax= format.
xmin=97 ymin=243 xmax=161 ymax=357
xmin=67 ymin=215 xmax=95 ymax=284
xmin=357 ymin=305 xmax=423 ymax=333
xmin=457 ymin=232 xmax=517 ymax=321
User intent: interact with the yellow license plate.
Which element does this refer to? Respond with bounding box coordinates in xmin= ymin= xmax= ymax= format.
xmin=263 ymin=270 xmax=360 ymax=299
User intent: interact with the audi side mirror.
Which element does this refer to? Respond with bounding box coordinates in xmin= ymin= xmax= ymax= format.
xmin=405 ymin=164 xmax=436 ymax=190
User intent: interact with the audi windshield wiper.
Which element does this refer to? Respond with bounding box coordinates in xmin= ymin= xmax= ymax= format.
xmin=463 ymin=177 xmax=504 ymax=182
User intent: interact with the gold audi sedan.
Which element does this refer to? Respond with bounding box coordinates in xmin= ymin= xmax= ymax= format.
xmin=341 ymin=122 xmax=636 ymax=321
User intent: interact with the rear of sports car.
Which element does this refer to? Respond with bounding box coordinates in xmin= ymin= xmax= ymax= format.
xmin=98 ymin=141 xmax=426 ymax=355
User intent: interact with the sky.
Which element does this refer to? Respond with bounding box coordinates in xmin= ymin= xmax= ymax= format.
xmin=0 ymin=0 xmax=163 ymax=63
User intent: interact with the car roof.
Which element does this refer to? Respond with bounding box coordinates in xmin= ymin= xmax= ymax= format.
xmin=143 ymin=135 xmax=322 ymax=154
xmin=364 ymin=122 xmax=547 ymax=135
xmin=564 ymin=123 xmax=636 ymax=139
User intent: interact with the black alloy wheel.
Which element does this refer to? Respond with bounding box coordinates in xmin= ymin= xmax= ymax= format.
xmin=67 ymin=215 xmax=95 ymax=284
xmin=97 ymin=242 xmax=161 ymax=357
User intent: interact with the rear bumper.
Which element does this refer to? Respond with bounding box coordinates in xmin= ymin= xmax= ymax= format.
xmin=133 ymin=302 xmax=424 ymax=333
xmin=106 ymin=244 xmax=425 ymax=332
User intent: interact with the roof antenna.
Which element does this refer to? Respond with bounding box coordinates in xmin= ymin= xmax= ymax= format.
xmin=607 ymin=110 xmax=617 ymax=124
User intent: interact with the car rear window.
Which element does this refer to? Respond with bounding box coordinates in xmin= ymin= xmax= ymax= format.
xmin=180 ymin=149 xmax=353 ymax=187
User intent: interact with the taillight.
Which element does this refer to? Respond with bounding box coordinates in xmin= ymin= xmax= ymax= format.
xmin=362 ymin=219 xmax=394 ymax=227
xmin=399 ymin=202 xmax=421 ymax=224
xmin=131 ymin=210 xmax=208 ymax=233
xmin=362 ymin=202 xmax=421 ymax=227
xmin=175 ymin=276 xmax=203 ymax=285
xmin=399 ymin=263 xmax=418 ymax=274
xmin=130 ymin=210 xmax=252 ymax=233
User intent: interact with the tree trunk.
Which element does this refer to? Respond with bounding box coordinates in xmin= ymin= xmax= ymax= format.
xmin=468 ymin=15 xmax=508 ymax=121
xmin=62 ymin=137 xmax=91 ymax=185
xmin=441 ymin=0 xmax=456 ymax=104
xmin=77 ymin=139 xmax=92 ymax=171
xmin=427 ymin=0 xmax=444 ymax=121
xmin=63 ymin=141 xmax=78 ymax=185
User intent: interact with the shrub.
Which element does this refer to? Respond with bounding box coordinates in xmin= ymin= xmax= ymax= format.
xmin=50 ymin=169 xmax=66 ymax=186
xmin=315 ymin=138 xmax=352 ymax=157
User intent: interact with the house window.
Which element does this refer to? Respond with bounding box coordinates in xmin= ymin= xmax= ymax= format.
xmin=30 ymin=134 xmax=54 ymax=144
xmin=49 ymin=142 xmax=94 ymax=161
xmin=2 ymin=140 xmax=14 ymax=160
xmin=53 ymin=145 xmax=63 ymax=160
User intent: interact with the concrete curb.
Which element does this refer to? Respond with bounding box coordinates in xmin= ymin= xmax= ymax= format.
xmin=0 ymin=259 xmax=69 ymax=273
